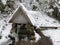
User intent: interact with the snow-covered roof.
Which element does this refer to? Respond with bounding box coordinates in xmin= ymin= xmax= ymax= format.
xmin=9 ymin=3 xmax=60 ymax=27
xmin=28 ymin=11 xmax=60 ymax=27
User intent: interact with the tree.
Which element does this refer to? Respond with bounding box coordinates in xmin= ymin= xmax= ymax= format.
xmin=0 ymin=0 xmax=5 ymax=13
xmin=6 ymin=0 xmax=15 ymax=10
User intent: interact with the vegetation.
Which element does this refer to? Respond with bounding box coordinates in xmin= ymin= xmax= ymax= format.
xmin=0 ymin=0 xmax=15 ymax=14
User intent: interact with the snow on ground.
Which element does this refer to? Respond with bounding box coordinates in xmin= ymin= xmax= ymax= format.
xmin=42 ymin=29 xmax=60 ymax=45
xmin=34 ymin=31 xmax=41 ymax=42
xmin=0 ymin=19 xmax=12 ymax=45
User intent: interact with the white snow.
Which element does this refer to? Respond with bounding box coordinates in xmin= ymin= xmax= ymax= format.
xmin=42 ymin=29 xmax=60 ymax=45
xmin=34 ymin=30 xmax=41 ymax=42
xmin=27 ymin=11 xmax=60 ymax=27
xmin=0 ymin=20 xmax=12 ymax=45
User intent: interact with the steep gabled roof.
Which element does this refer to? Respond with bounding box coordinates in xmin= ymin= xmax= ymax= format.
xmin=9 ymin=3 xmax=60 ymax=27
xmin=9 ymin=3 xmax=35 ymax=25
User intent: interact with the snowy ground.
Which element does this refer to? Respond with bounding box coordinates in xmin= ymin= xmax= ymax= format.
xmin=42 ymin=29 xmax=60 ymax=45
xmin=0 ymin=24 xmax=60 ymax=45
xmin=0 ymin=21 xmax=12 ymax=45
xmin=33 ymin=28 xmax=60 ymax=45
